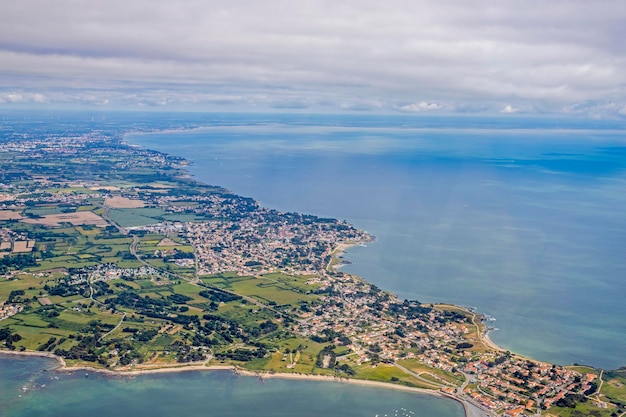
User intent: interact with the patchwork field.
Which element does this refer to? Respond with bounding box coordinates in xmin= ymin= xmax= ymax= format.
xmin=22 ymin=211 xmax=108 ymax=227
xmin=0 ymin=210 xmax=23 ymax=220
xmin=104 ymin=196 xmax=146 ymax=208
xmin=107 ymin=208 xmax=166 ymax=227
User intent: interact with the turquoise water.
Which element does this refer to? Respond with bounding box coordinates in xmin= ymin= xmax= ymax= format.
xmin=127 ymin=114 xmax=626 ymax=370
xmin=0 ymin=355 xmax=464 ymax=417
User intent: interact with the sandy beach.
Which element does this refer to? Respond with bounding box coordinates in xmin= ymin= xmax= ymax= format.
xmin=1 ymin=349 xmax=442 ymax=392
xmin=327 ymin=238 xmax=373 ymax=271
xmin=0 ymin=237 xmax=501 ymax=417
xmin=237 ymin=368 xmax=446 ymax=396
xmin=481 ymin=330 xmax=505 ymax=352
xmin=1 ymin=349 xmax=486 ymax=417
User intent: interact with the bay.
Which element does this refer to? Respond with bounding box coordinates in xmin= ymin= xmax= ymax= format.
xmin=127 ymin=113 xmax=626 ymax=370
xmin=0 ymin=355 xmax=464 ymax=417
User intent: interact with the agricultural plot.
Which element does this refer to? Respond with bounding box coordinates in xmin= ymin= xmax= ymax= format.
xmin=108 ymin=208 xmax=166 ymax=227
xmin=75 ymin=226 xmax=101 ymax=236
xmin=28 ymin=258 xmax=99 ymax=272
xmin=3 ymin=130 xmax=469 ymax=405
xmin=261 ymin=272 xmax=321 ymax=293
xmin=23 ymin=206 xmax=68 ymax=216
xmin=170 ymin=283 xmax=206 ymax=303
xmin=104 ymin=196 xmax=146 ymax=208
xmin=229 ymin=277 xmax=312 ymax=306
xmin=22 ymin=211 xmax=108 ymax=227
xmin=0 ymin=274 xmax=45 ymax=301
xmin=203 ymin=273 xmax=319 ymax=307
xmin=114 ymin=260 xmax=144 ymax=268
xmin=0 ymin=210 xmax=23 ymax=220
xmin=161 ymin=213 xmax=207 ymax=222
xmin=136 ymin=234 xmax=194 ymax=256
xmin=77 ymin=205 xmax=99 ymax=212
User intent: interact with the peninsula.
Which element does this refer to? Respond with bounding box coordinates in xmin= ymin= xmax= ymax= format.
xmin=1 ymin=116 xmax=624 ymax=417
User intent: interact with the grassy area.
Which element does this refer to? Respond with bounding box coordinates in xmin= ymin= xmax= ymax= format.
xmin=397 ymin=359 xmax=464 ymax=385
xmin=566 ymin=365 xmax=598 ymax=374
xmin=601 ymin=369 xmax=626 ymax=407
xmin=206 ymin=274 xmax=318 ymax=307
xmin=161 ymin=213 xmax=207 ymax=222
xmin=75 ymin=226 xmax=101 ymax=236
xmin=546 ymin=402 xmax=615 ymax=417
xmin=435 ymin=303 xmax=491 ymax=355
xmin=353 ymin=364 xmax=436 ymax=389
xmin=108 ymin=208 xmax=166 ymax=227
xmin=243 ymin=336 xmax=336 ymax=374
xmin=0 ymin=274 xmax=45 ymax=302
xmin=170 ymin=283 xmax=205 ymax=302
xmin=28 ymin=259 xmax=100 ymax=271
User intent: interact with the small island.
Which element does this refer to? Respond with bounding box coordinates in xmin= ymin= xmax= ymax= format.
xmin=1 ymin=120 xmax=624 ymax=417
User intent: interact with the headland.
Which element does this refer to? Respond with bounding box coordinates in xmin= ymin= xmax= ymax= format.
xmin=1 ymin=118 xmax=624 ymax=417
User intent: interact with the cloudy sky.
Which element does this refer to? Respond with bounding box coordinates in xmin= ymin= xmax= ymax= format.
xmin=1 ymin=0 xmax=625 ymax=116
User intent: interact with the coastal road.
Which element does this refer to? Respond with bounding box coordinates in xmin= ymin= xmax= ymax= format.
xmin=393 ymin=361 xmax=494 ymax=417
xmin=459 ymin=371 xmax=472 ymax=393
xmin=453 ymin=371 xmax=497 ymax=417
xmin=462 ymin=400 xmax=494 ymax=417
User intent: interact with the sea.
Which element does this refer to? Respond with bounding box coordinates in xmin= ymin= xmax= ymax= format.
xmin=2 ymin=112 xmax=625 ymax=417
xmin=0 ymin=355 xmax=463 ymax=417
xmin=126 ymin=113 xmax=626 ymax=370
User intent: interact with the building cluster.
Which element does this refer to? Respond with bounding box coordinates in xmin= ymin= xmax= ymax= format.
xmin=66 ymin=264 xmax=167 ymax=285
xmin=292 ymin=269 xmax=466 ymax=361
xmin=0 ymin=229 xmax=36 ymax=257
xmin=290 ymin=266 xmax=594 ymax=415
xmin=462 ymin=357 xmax=596 ymax=414
xmin=186 ymin=215 xmax=364 ymax=276
xmin=0 ymin=131 xmax=603 ymax=416
xmin=0 ymin=302 xmax=23 ymax=320
xmin=143 ymin=192 xmax=369 ymax=276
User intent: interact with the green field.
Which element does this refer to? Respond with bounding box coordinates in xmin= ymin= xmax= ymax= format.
xmin=108 ymin=208 xmax=167 ymax=227
xmin=353 ymin=364 xmax=433 ymax=389
xmin=202 ymin=273 xmax=319 ymax=307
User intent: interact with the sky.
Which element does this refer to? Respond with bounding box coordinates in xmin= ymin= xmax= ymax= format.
xmin=1 ymin=0 xmax=625 ymax=116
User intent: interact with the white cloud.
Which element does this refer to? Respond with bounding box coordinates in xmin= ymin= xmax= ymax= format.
xmin=0 ymin=92 xmax=48 ymax=103
xmin=562 ymin=100 xmax=626 ymax=119
xmin=500 ymin=105 xmax=519 ymax=114
xmin=396 ymin=101 xmax=452 ymax=112
xmin=0 ymin=1 xmax=625 ymax=113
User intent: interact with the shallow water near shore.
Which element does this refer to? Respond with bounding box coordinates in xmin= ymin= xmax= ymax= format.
xmin=1 ymin=355 xmax=464 ymax=417
xmin=127 ymin=113 xmax=626 ymax=370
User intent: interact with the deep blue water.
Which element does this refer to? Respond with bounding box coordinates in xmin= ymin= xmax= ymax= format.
xmin=127 ymin=114 xmax=626 ymax=370
xmin=0 ymin=355 xmax=463 ymax=417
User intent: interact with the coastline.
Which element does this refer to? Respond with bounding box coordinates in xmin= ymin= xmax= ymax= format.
xmin=121 ymin=120 xmax=626 ymax=372
xmin=1 ymin=224 xmax=504 ymax=417
xmin=0 ymin=349 xmax=439 ymax=389
xmin=3 ymin=126 xmax=608 ymax=417
xmin=326 ymin=237 xmax=374 ymax=272
xmin=0 ymin=221 xmax=500 ymax=417
xmin=481 ymin=329 xmax=504 ymax=352
xmin=0 ymin=349 xmax=473 ymax=415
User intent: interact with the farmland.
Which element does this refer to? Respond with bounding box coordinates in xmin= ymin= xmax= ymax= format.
xmin=0 ymin=128 xmax=358 ymax=375
xmin=1 ymin=119 xmax=624 ymax=417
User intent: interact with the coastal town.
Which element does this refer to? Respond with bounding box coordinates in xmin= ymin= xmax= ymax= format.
xmin=1 ymin=127 xmax=624 ymax=417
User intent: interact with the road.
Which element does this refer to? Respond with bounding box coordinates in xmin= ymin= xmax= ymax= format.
xmin=99 ymin=312 xmax=127 ymax=341
xmin=393 ymin=361 xmax=445 ymax=388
